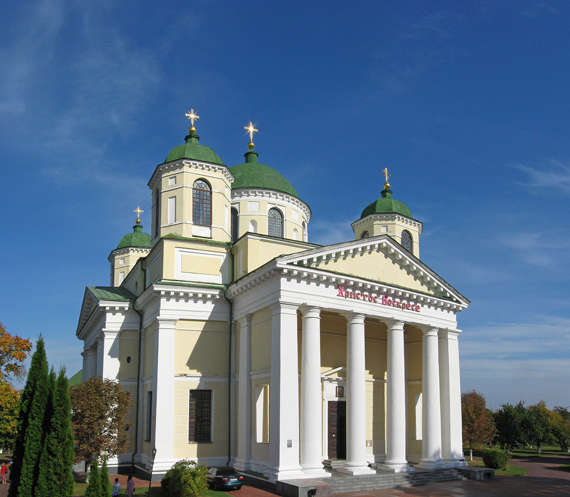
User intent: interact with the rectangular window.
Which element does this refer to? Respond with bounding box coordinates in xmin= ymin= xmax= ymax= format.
xmin=119 ymin=271 xmax=125 ymax=284
xmin=255 ymin=385 xmax=269 ymax=443
xmin=169 ymin=176 xmax=177 ymax=186
xmin=415 ymin=392 xmax=423 ymax=441
xmin=146 ymin=391 xmax=153 ymax=442
xmin=168 ymin=196 xmax=176 ymax=224
xmin=189 ymin=390 xmax=212 ymax=442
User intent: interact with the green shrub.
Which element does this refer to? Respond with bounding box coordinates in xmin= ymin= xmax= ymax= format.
xmin=161 ymin=459 xmax=208 ymax=497
xmin=483 ymin=448 xmax=509 ymax=470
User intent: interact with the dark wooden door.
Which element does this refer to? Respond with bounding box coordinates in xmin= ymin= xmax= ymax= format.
xmin=328 ymin=401 xmax=346 ymax=459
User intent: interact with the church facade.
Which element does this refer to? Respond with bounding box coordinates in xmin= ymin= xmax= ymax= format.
xmin=76 ymin=112 xmax=469 ymax=481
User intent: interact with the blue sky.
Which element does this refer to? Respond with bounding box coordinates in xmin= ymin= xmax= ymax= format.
xmin=1 ymin=0 xmax=569 ymax=409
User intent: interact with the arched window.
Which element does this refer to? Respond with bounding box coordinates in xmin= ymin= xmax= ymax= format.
xmin=302 ymin=221 xmax=307 ymax=242
xmin=268 ymin=208 xmax=284 ymax=238
xmin=193 ymin=179 xmax=211 ymax=226
xmin=361 ymin=231 xmax=369 ymax=239
xmin=401 ymin=230 xmax=413 ymax=253
xmin=154 ymin=189 xmax=160 ymax=237
xmin=231 ymin=208 xmax=239 ymax=241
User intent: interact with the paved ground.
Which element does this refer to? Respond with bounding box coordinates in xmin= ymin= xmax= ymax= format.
xmin=0 ymin=455 xmax=568 ymax=497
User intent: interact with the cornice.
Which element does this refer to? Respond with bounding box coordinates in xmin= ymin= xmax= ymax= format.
xmin=135 ymin=283 xmax=224 ymax=311
xmin=108 ymin=246 xmax=151 ymax=262
xmin=231 ymin=188 xmax=312 ymax=222
xmin=351 ymin=213 xmax=423 ymax=233
xmin=148 ymin=160 xmax=234 ymax=191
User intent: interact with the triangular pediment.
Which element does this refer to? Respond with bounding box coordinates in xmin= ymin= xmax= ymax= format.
xmin=277 ymin=235 xmax=468 ymax=305
xmin=76 ymin=286 xmax=135 ymax=336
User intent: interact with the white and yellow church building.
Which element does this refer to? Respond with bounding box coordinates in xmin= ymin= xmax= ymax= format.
xmin=76 ymin=111 xmax=469 ymax=482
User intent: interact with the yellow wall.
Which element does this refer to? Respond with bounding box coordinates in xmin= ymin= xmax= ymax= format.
xmin=143 ymin=324 xmax=155 ymax=379
xmin=406 ymin=340 xmax=423 ymax=455
xmin=354 ymin=218 xmax=421 ymax=258
xmin=250 ymin=308 xmax=272 ymax=372
xmin=118 ymin=330 xmax=139 ymax=380
xmin=174 ymin=320 xmax=229 ymax=375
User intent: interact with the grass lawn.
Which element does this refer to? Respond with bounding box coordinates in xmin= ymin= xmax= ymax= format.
xmin=467 ymin=460 xmax=529 ymax=476
xmin=466 ymin=445 xmax=569 ymax=459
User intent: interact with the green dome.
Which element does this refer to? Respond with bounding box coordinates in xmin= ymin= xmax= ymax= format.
xmin=164 ymin=133 xmax=223 ymax=165
xmin=230 ymin=150 xmax=299 ymax=198
xmin=117 ymin=224 xmax=151 ymax=249
xmin=360 ymin=189 xmax=412 ymax=219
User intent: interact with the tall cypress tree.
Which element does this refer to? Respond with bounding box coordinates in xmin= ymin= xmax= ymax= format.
xmin=36 ymin=368 xmax=75 ymax=497
xmin=8 ymin=336 xmax=49 ymax=497
xmin=100 ymin=458 xmax=111 ymax=497
xmin=85 ymin=459 xmax=101 ymax=497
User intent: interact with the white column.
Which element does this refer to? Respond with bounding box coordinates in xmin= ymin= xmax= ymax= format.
xmin=339 ymin=313 xmax=375 ymax=475
xmin=265 ymin=303 xmax=303 ymax=481
xmin=234 ymin=315 xmax=252 ymax=471
xmin=82 ymin=347 xmax=97 ymax=381
xmin=419 ymin=327 xmax=444 ymax=468
xmin=96 ymin=337 xmax=104 ymax=377
xmin=439 ymin=329 xmax=467 ymax=467
xmin=382 ymin=320 xmax=413 ymax=472
xmin=151 ymin=317 xmax=177 ymax=472
xmin=299 ymin=306 xmax=329 ymax=477
xmin=229 ymin=319 xmax=237 ymax=466
xmin=101 ymin=331 xmax=120 ymax=379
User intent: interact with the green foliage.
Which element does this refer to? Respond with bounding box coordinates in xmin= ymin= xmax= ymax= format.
xmin=461 ymin=391 xmax=496 ymax=459
xmin=493 ymin=401 xmax=527 ymax=450
xmin=85 ymin=459 xmax=101 ymax=497
xmin=482 ymin=448 xmax=509 ymax=470
xmin=161 ymin=459 xmax=208 ymax=497
xmin=552 ymin=407 xmax=570 ymax=451
xmin=36 ymin=368 xmax=75 ymax=497
xmin=0 ymin=381 xmax=20 ymax=451
xmin=100 ymin=459 xmax=111 ymax=497
xmin=522 ymin=401 xmax=556 ymax=453
xmin=9 ymin=336 xmax=50 ymax=497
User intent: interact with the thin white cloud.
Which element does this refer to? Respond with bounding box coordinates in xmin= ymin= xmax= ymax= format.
xmin=498 ymin=229 xmax=570 ymax=269
xmin=309 ymin=218 xmax=356 ymax=246
xmin=514 ymin=160 xmax=570 ymax=195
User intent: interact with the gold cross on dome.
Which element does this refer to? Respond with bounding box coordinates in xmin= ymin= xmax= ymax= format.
xmin=134 ymin=206 xmax=144 ymax=224
xmin=382 ymin=167 xmax=391 ymax=189
xmin=245 ymin=122 xmax=258 ymax=149
xmin=185 ymin=109 xmax=200 ymax=132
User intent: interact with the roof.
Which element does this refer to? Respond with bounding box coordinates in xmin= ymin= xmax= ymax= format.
xmin=360 ymin=189 xmax=412 ymax=219
xmin=87 ymin=286 xmax=136 ymax=302
xmin=117 ymin=224 xmax=151 ymax=249
xmin=164 ymin=133 xmax=223 ymax=165
xmin=68 ymin=370 xmax=82 ymax=387
xmin=230 ymin=150 xmax=299 ymax=198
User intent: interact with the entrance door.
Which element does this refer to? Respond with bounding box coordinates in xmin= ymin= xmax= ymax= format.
xmin=328 ymin=401 xmax=346 ymax=459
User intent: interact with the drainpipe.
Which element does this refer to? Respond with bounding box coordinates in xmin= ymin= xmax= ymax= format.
xmin=225 ymin=242 xmax=235 ymax=465
xmin=131 ymin=266 xmax=147 ymax=474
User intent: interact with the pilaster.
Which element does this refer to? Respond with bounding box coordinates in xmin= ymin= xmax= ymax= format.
xmin=265 ymin=302 xmax=303 ymax=481
xmin=234 ymin=315 xmax=252 ymax=471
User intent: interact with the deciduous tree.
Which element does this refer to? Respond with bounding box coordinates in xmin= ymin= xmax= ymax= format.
xmin=0 ymin=323 xmax=32 ymax=383
xmin=493 ymin=401 xmax=527 ymax=451
xmin=523 ymin=401 xmax=555 ymax=454
xmin=461 ymin=391 xmax=496 ymax=460
xmin=553 ymin=406 xmax=570 ymax=451
xmin=9 ymin=336 xmax=50 ymax=497
xmin=0 ymin=382 xmax=20 ymax=451
xmin=70 ymin=377 xmax=132 ymax=475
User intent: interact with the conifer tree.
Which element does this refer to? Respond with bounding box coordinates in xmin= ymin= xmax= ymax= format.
xmin=100 ymin=458 xmax=111 ymax=497
xmin=85 ymin=459 xmax=101 ymax=497
xmin=36 ymin=368 xmax=75 ymax=497
xmin=8 ymin=336 xmax=50 ymax=497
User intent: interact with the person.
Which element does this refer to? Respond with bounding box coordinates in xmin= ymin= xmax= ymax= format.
xmin=112 ymin=477 xmax=121 ymax=496
xmin=0 ymin=463 xmax=6 ymax=484
xmin=126 ymin=474 xmax=135 ymax=496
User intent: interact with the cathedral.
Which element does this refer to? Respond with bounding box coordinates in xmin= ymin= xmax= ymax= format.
xmin=76 ymin=110 xmax=469 ymax=481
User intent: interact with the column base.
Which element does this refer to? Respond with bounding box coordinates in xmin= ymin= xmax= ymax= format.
xmin=378 ymin=461 xmax=415 ymax=473
xmin=301 ymin=466 xmax=331 ymax=478
xmin=443 ymin=459 xmax=467 ymax=468
xmin=418 ymin=459 xmax=446 ymax=470
xmin=337 ymin=463 xmax=376 ymax=475
xmin=233 ymin=459 xmax=249 ymax=472
xmin=264 ymin=466 xmax=305 ymax=482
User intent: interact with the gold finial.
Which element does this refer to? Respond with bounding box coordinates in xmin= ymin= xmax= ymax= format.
xmin=382 ymin=167 xmax=391 ymax=190
xmin=245 ymin=122 xmax=258 ymax=150
xmin=185 ymin=109 xmax=200 ymax=134
xmin=134 ymin=206 xmax=144 ymax=224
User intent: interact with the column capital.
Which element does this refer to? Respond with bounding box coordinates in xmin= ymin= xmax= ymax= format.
xmin=439 ymin=328 xmax=461 ymax=339
xmin=269 ymin=301 xmax=298 ymax=316
xmin=155 ymin=316 xmax=177 ymax=329
xmin=299 ymin=305 xmax=321 ymax=319
xmin=384 ymin=319 xmax=405 ymax=331
xmin=343 ymin=312 xmax=365 ymax=325
xmin=419 ymin=325 xmax=439 ymax=337
xmin=236 ymin=313 xmax=252 ymax=328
